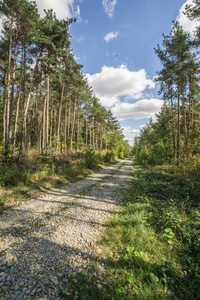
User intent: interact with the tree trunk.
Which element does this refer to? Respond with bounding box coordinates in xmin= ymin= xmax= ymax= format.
xmin=100 ymin=123 xmax=103 ymax=151
xmin=46 ymin=74 xmax=49 ymax=150
xmin=37 ymin=79 xmax=43 ymax=154
xmin=93 ymin=118 xmax=95 ymax=150
xmin=49 ymin=98 xmax=53 ymax=149
xmin=182 ymin=92 xmax=187 ymax=149
xmin=85 ymin=109 xmax=88 ymax=150
xmin=170 ymin=95 xmax=176 ymax=157
xmin=5 ymin=7 xmax=14 ymax=152
xmin=56 ymin=80 xmax=65 ymax=154
xmin=42 ymin=96 xmax=46 ymax=152
xmin=177 ymin=84 xmax=180 ymax=166
xmin=70 ymin=95 xmax=76 ymax=152
xmin=9 ymin=21 xmax=19 ymax=143
xmin=13 ymin=88 xmax=21 ymax=151
xmin=64 ymin=98 xmax=68 ymax=151
xmin=13 ymin=51 xmax=23 ymax=151
xmin=106 ymin=130 xmax=108 ymax=151
xmin=3 ymin=73 xmax=7 ymax=142
xmin=90 ymin=118 xmax=92 ymax=149
xmin=23 ymin=41 xmax=28 ymax=152
xmin=76 ymin=100 xmax=80 ymax=152
xmin=186 ymin=73 xmax=192 ymax=145
xmin=28 ymin=109 xmax=33 ymax=148
xmin=60 ymin=126 xmax=63 ymax=154
xmin=67 ymin=99 xmax=71 ymax=152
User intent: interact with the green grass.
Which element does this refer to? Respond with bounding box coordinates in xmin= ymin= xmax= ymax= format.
xmin=62 ymin=161 xmax=200 ymax=300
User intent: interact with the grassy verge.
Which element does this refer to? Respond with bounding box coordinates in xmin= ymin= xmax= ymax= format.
xmin=0 ymin=151 xmax=120 ymax=213
xmin=62 ymin=161 xmax=200 ymax=299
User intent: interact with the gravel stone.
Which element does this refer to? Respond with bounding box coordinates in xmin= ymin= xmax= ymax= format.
xmin=0 ymin=158 xmax=133 ymax=299
xmin=14 ymin=293 xmax=23 ymax=300
xmin=50 ymin=275 xmax=58 ymax=286
xmin=0 ymin=274 xmax=9 ymax=282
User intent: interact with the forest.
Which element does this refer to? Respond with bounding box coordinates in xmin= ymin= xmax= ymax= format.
xmin=0 ymin=0 xmax=132 ymax=201
xmin=133 ymin=16 xmax=200 ymax=173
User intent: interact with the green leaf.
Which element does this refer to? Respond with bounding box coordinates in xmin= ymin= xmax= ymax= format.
xmin=126 ymin=246 xmax=134 ymax=253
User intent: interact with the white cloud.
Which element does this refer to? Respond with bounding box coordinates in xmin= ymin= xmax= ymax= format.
xmin=74 ymin=35 xmax=85 ymax=42
xmin=122 ymin=126 xmax=140 ymax=136
xmin=0 ymin=0 xmax=77 ymax=33
xmin=32 ymin=0 xmax=78 ymax=20
xmin=74 ymin=5 xmax=82 ymax=23
xmin=111 ymin=99 xmax=164 ymax=121
xmin=85 ymin=64 xmax=155 ymax=107
xmin=177 ymin=0 xmax=199 ymax=35
xmin=102 ymin=0 xmax=117 ymax=17
xmin=106 ymin=51 xmax=118 ymax=58
xmin=121 ymin=126 xmax=141 ymax=146
xmin=74 ymin=55 xmax=80 ymax=61
xmin=104 ymin=31 xmax=119 ymax=42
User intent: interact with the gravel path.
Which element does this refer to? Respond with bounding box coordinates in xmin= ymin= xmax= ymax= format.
xmin=0 ymin=158 xmax=133 ymax=299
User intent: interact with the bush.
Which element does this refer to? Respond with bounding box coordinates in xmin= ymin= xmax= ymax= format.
xmin=0 ymin=164 xmax=29 ymax=187
xmin=83 ymin=150 xmax=100 ymax=169
xmin=137 ymin=149 xmax=150 ymax=166
xmin=83 ymin=150 xmax=119 ymax=168
xmin=104 ymin=151 xmax=117 ymax=163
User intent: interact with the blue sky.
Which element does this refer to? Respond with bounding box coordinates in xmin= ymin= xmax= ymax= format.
xmin=32 ymin=0 xmax=198 ymax=145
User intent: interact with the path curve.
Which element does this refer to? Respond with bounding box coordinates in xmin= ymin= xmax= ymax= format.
xmin=0 ymin=158 xmax=133 ymax=300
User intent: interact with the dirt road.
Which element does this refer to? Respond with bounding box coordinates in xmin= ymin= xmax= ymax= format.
xmin=0 ymin=158 xmax=133 ymax=299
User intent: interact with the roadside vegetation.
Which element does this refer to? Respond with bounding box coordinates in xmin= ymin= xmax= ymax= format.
xmin=0 ymin=148 xmax=132 ymax=212
xmin=62 ymin=159 xmax=200 ymax=299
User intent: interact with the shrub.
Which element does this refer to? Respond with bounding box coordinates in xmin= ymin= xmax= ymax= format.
xmin=83 ymin=150 xmax=99 ymax=169
xmin=0 ymin=164 xmax=29 ymax=187
xmin=104 ymin=151 xmax=117 ymax=163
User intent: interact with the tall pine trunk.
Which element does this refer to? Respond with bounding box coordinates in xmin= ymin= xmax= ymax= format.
xmin=56 ymin=80 xmax=65 ymax=154
xmin=67 ymin=99 xmax=71 ymax=151
xmin=170 ymin=96 xmax=176 ymax=157
xmin=37 ymin=80 xmax=43 ymax=154
xmin=46 ymin=74 xmax=49 ymax=150
xmin=5 ymin=7 xmax=14 ymax=152
xmin=70 ymin=95 xmax=76 ymax=152
xmin=181 ymin=84 xmax=187 ymax=149
xmin=177 ymin=84 xmax=180 ymax=166
xmin=42 ymin=96 xmax=46 ymax=152
xmin=186 ymin=72 xmax=192 ymax=146
xmin=64 ymin=98 xmax=68 ymax=151
xmin=3 ymin=73 xmax=7 ymax=142
xmin=9 ymin=21 xmax=19 ymax=144
xmin=93 ymin=118 xmax=95 ymax=150
xmin=49 ymin=98 xmax=54 ymax=149
xmin=13 ymin=49 xmax=23 ymax=151
xmin=76 ymin=100 xmax=80 ymax=152
xmin=100 ymin=123 xmax=103 ymax=151
xmin=85 ymin=109 xmax=88 ymax=150
xmin=90 ymin=118 xmax=92 ymax=149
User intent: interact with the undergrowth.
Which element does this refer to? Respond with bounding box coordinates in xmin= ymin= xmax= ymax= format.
xmin=0 ymin=150 xmax=120 ymax=212
xmin=62 ymin=161 xmax=200 ymax=300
